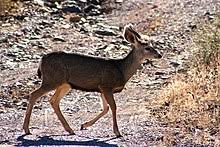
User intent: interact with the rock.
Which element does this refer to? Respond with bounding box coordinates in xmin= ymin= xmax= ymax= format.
xmin=97 ymin=44 xmax=108 ymax=50
xmin=39 ymin=20 xmax=52 ymax=27
xmin=30 ymin=35 xmax=42 ymax=40
xmin=33 ymin=55 xmax=41 ymax=59
xmin=159 ymin=75 xmax=171 ymax=80
xmin=34 ymin=0 xmax=44 ymax=6
xmin=104 ymin=44 xmax=115 ymax=52
xmin=0 ymin=108 xmax=6 ymax=114
xmin=170 ymin=61 xmax=181 ymax=67
xmin=204 ymin=11 xmax=215 ymax=20
xmin=61 ymin=24 xmax=71 ymax=29
xmin=14 ymin=43 xmax=27 ymax=49
xmin=116 ymin=0 xmax=123 ymax=2
xmin=80 ymin=17 xmax=87 ymax=23
xmin=79 ymin=27 xmax=89 ymax=33
xmin=188 ymin=23 xmax=197 ymax=30
xmin=65 ymin=14 xmax=81 ymax=22
xmin=94 ymin=28 xmax=117 ymax=36
xmin=14 ymin=31 xmax=23 ymax=37
xmin=15 ymin=82 xmax=23 ymax=87
xmin=65 ymin=107 xmax=80 ymax=113
xmin=79 ymin=0 xmax=87 ymax=2
xmin=0 ymin=36 xmax=7 ymax=43
xmin=84 ymin=4 xmax=101 ymax=15
xmin=53 ymin=36 xmax=65 ymax=42
xmin=16 ymin=101 xmax=27 ymax=107
xmin=155 ymin=71 xmax=166 ymax=75
xmin=89 ymin=0 xmax=100 ymax=5
xmin=2 ymin=23 xmax=11 ymax=27
xmin=23 ymin=55 xmax=32 ymax=59
xmin=55 ymin=2 xmax=62 ymax=9
xmin=62 ymin=5 xmax=81 ymax=13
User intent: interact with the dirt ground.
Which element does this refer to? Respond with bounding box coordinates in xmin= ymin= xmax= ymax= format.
xmin=1 ymin=0 xmax=220 ymax=146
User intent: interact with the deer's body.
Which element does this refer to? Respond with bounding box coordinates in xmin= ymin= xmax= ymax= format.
xmin=40 ymin=51 xmax=127 ymax=93
xmin=23 ymin=24 xmax=162 ymax=137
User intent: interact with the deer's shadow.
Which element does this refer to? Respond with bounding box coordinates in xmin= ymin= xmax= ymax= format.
xmin=16 ymin=134 xmax=118 ymax=147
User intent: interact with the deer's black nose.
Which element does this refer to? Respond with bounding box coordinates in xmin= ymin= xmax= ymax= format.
xmin=158 ymin=54 xmax=162 ymax=59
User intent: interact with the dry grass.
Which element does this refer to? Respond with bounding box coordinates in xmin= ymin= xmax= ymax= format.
xmin=151 ymin=67 xmax=220 ymax=145
xmin=0 ymin=0 xmax=22 ymax=16
xmin=150 ymin=14 xmax=220 ymax=145
xmin=152 ymin=67 xmax=220 ymax=128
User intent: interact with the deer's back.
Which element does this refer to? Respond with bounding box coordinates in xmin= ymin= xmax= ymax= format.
xmin=40 ymin=52 xmax=126 ymax=93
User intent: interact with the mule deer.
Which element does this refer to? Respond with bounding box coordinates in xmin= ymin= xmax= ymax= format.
xmin=23 ymin=24 xmax=162 ymax=137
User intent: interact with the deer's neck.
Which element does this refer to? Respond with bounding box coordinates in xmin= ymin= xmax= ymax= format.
xmin=120 ymin=49 xmax=143 ymax=82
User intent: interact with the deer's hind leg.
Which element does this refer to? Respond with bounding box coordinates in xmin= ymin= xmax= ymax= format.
xmin=23 ymin=84 xmax=55 ymax=135
xmin=49 ymin=83 xmax=74 ymax=134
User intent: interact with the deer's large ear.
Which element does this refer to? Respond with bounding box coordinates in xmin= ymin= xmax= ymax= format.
xmin=123 ymin=24 xmax=141 ymax=44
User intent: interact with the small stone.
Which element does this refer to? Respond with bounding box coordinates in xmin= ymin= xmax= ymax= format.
xmin=188 ymin=23 xmax=197 ymax=30
xmin=90 ymin=0 xmax=100 ymax=5
xmin=55 ymin=2 xmax=62 ymax=9
xmin=14 ymin=31 xmax=23 ymax=37
xmin=0 ymin=37 xmax=7 ymax=43
xmin=170 ymin=61 xmax=181 ymax=67
xmin=65 ymin=107 xmax=80 ymax=113
xmin=62 ymin=5 xmax=81 ymax=13
xmin=80 ymin=17 xmax=87 ymax=23
xmin=34 ymin=0 xmax=44 ymax=6
xmin=84 ymin=4 xmax=100 ymax=13
xmin=155 ymin=71 xmax=166 ymax=75
xmin=15 ymin=82 xmax=23 ymax=87
xmin=30 ymin=35 xmax=42 ymax=40
xmin=24 ymin=55 xmax=32 ymax=59
xmin=116 ymin=0 xmax=123 ymax=2
xmin=53 ymin=36 xmax=65 ymax=42
xmin=104 ymin=44 xmax=115 ymax=51
xmin=15 ymin=43 xmax=26 ymax=49
xmin=94 ymin=28 xmax=116 ymax=36
xmin=65 ymin=14 xmax=81 ymax=22
xmin=16 ymin=101 xmax=27 ymax=107
xmin=33 ymin=55 xmax=41 ymax=59
xmin=2 ymin=23 xmax=11 ymax=27
xmin=61 ymin=24 xmax=71 ymax=29
xmin=79 ymin=0 xmax=87 ymax=2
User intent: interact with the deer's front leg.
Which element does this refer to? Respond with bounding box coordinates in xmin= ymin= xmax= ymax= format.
xmin=102 ymin=88 xmax=122 ymax=137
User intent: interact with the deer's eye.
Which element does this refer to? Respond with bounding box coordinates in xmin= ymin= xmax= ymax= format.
xmin=145 ymin=48 xmax=150 ymax=51
xmin=145 ymin=46 xmax=152 ymax=51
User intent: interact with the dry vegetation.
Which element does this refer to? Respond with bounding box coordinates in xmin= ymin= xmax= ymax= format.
xmin=151 ymin=15 xmax=220 ymax=145
xmin=0 ymin=0 xmax=23 ymax=16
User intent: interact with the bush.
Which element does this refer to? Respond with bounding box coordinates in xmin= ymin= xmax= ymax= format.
xmin=194 ymin=14 xmax=220 ymax=66
xmin=150 ymin=14 xmax=220 ymax=145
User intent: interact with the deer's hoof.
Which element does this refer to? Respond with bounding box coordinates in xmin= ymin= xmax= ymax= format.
xmin=68 ymin=130 xmax=75 ymax=135
xmin=80 ymin=122 xmax=90 ymax=130
xmin=114 ymin=130 xmax=122 ymax=138
xmin=116 ymin=134 xmax=123 ymax=138
xmin=80 ymin=124 xmax=85 ymax=130
xmin=24 ymin=129 xmax=31 ymax=135
xmin=69 ymin=132 xmax=75 ymax=135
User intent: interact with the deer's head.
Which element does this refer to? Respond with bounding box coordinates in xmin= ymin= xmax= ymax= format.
xmin=123 ymin=24 xmax=162 ymax=61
